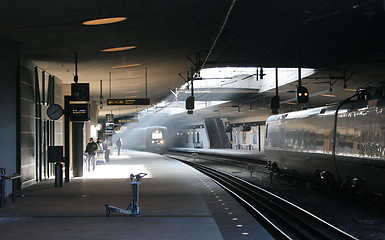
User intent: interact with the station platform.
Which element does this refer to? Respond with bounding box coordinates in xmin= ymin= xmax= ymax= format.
xmin=169 ymin=148 xmax=266 ymax=162
xmin=0 ymin=150 xmax=273 ymax=240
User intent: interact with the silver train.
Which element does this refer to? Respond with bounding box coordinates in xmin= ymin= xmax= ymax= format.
xmin=265 ymin=95 xmax=385 ymax=197
xmin=123 ymin=126 xmax=168 ymax=154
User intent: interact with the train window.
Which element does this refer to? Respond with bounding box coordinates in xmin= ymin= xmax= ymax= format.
xmin=152 ymin=130 xmax=163 ymax=139
xmin=265 ymin=124 xmax=269 ymax=138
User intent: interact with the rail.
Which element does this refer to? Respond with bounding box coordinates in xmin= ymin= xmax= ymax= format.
xmin=178 ymin=159 xmax=358 ymax=240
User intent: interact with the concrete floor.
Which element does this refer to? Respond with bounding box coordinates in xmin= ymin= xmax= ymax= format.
xmin=0 ymin=150 xmax=273 ymax=240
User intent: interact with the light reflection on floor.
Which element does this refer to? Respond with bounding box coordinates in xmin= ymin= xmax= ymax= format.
xmin=82 ymin=164 xmax=152 ymax=179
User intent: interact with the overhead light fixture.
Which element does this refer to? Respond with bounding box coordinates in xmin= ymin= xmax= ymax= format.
xmin=119 ymin=76 xmax=141 ymax=79
xmin=125 ymin=91 xmax=139 ymax=94
xmin=112 ymin=64 xmax=140 ymax=69
xmin=101 ymin=46 xmax=136 ymax=52
xmin=83 ymin=17 xmax=127 ymax=25
xmin=344 ymin=88 xmax=357 ymax=92
xmin=320 ymin=94 xmax=336 ymax=98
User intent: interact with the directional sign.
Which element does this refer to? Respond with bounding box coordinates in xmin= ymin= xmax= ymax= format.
xmin=107 ymin=98 xmax=150 ymax=105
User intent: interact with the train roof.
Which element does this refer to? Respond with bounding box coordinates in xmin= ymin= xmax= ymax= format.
xmin=266 ymin=98 xmax=375 ymax=122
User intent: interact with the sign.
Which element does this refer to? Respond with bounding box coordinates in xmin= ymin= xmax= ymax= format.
xmin=70 ymin=104 xmax=90 ymax=122
xmin=115 ymin=119 xmax=138 ymax=124
xmin=71 ymin=83 xmax=90 ymax=101
xmin=107 ymin=98 xmax=150 ymax=105
xmin=106 ymin=114 xmax=114 ymax=123
xmin=105 ymin=123 xmax=114 ymax=135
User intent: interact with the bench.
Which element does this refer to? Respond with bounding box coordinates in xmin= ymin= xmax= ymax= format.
xmin=1 ymin=173 xmax=21 ymax=208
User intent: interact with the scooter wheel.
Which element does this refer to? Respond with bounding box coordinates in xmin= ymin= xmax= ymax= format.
xmin=105 ymin=205 xmax=111 ymax=217
xmin=134 ymin=210 xmax=141 ymax=217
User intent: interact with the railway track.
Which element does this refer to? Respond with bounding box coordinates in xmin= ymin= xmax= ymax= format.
xmin=166 ymin=151 xmax=270 ymax=174
xmin=172 ymin=157 xmax=358 ymax=240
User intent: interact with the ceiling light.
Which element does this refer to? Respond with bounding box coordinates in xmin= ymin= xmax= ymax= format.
xmin=344 ymin=88 xmax=357 ymax=92
xmin=101 ymin=46 xmax=136 ymax=52
xmin=83 ymin=17 xmax=127 ymax=25
xmin=112 ymin=64 xmax=141 ymax=69
xmin=320 ymin=94 xmax=336 ymax=98
xmin=119 ymin=76 xmax=141 ymax=79
xmin=125 ymin=91 xmax=139 ymax=94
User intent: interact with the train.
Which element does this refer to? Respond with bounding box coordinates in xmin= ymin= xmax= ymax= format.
xmin=122 ymin=126 xmax=169 ymax=154
xmin=264 ymin=89 xmax=385 ymax=197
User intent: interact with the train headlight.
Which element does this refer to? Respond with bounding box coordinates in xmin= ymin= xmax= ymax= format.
xmin=160 ymin=140 xmax=164 ymax=144
xmin=152 ymin=140 xmax=155 ymax=144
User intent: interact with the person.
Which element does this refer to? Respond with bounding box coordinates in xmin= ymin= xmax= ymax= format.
xmin=96 ymin=138 xmax=104 ymax=151
xmin=85 ymin=138 xmax=98 ymax=171
xmin=116 ymin=138 xmax=123 ymax=156
xmin=102 ymin=139 xmax=110 ymax=162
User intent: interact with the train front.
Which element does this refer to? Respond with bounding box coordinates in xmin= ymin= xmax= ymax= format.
xmin=147 ymin=127 xmax=168 ymax=153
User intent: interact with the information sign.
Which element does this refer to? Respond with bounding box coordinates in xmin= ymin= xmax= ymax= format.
xmin=107 ymin=98 xmax=150 ymax=105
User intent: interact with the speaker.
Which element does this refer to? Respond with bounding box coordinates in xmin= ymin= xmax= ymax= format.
xmin=71 ymin=83 xmax=90 ymax=101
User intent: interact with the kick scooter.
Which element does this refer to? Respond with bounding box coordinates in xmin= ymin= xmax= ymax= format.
xmin=105 ymin=173 xmax=147 ymax=217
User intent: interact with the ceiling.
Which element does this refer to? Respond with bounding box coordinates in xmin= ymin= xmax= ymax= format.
xmin=2 ymin=0 xmax=385 ymax=118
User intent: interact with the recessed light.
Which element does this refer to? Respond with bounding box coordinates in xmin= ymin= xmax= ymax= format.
xmin=119 ymin=76 xmax=141 ymax=79
xmin=112 ymin=64 xmax=141 ymax=69
xmin=101 ymin=46 xmax=136 ymax=52
xmin=125 ymin=91 xmax=139 ymax=94
xmin=344 ymin=88 xmax=357 ymax=92
xmin=83 ymin=17 xmax=127 ymax=25
xmin=320 ymin=94 xmax=336 ymax=98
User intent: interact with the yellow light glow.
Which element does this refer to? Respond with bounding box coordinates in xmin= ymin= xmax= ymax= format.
xmin=101 ymin=46 xmax=136 ymax=52
xmin=344 ymin=88 xmax=357 ymax=92
xmin=125 ymin=91 xmax=139 ymax=94
xmin=112 ymin=64 xmax=141 ymax=69
xmin=83 ymin=17 xmax=127 ymax=25
xmin=286 ymin=102 xmax=297 ymax=105
xmin=119 ymin=76 xmax=141 ymax=79
xmin=320 ymin=94 xmax=336 ymax=98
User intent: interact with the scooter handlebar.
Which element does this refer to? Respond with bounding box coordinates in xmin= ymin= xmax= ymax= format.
xmin=130 ymin=173 xmax=147 ymax=181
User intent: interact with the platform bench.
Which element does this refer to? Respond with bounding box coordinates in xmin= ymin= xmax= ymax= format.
xmin=0 ymin=174 xmax=21 ymax=208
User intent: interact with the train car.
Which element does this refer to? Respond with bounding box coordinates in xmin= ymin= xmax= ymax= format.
xmin=265 ymin=94 xmax=385 ymax=197
xmin=123 ymin=126 xmax=168 ymax=154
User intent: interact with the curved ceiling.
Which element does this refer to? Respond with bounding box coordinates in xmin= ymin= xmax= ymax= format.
xmin=1 ymin=0 xmax=384 ymax=116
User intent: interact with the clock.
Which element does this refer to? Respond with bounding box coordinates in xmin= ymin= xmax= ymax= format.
xmin=47 ymin=104 xmax=64 ymax=120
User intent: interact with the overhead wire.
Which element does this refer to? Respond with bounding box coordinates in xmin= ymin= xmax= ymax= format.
xmin=200 ymin=0 xmax=237 ymax=70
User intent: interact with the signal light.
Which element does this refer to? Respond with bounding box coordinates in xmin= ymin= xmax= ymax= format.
xmin=297 ymin=86 xmax=309 ymax=103
xmin=186 ymin=96 xmax=194 ymax=114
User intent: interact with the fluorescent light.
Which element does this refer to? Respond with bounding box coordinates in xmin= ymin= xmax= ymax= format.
xmin=320 ymin=94 xmax=336 ymax=98
xmin=83 ymin=17 xmax=127 ymax=25
xmin=344 ymin=88 xmax=357 ymax=92
xmin=112 ymin=64 xmax=141 ymax=69
xmin=119 ymin=76 xmax=141 ymax=79
xmin=101 ymin=46 xmax=136 ymax=52
xmin=125 ymin=91 xmax=139 ymax=93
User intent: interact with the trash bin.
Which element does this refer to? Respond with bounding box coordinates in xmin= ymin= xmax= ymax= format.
xmin=55 ymin=162 xmax=63 ymax=187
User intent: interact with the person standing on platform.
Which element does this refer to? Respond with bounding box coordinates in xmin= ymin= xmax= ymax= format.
xmin=102 ymin=139 xmax=110 ymax=162
xmin=85 ymin=138 xmax=98 ymax=171
xmin=96 ymin=138 xmax=104 ymax=151
xmin=116 ymin=138 xmax=123 ymax=156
